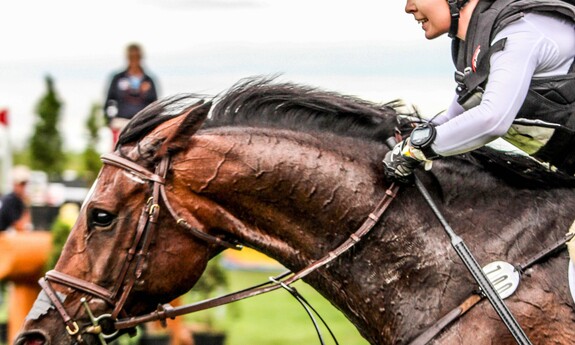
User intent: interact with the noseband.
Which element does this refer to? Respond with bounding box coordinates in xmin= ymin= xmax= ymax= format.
xmin=38 ymin=152 xmax=242 ymax=342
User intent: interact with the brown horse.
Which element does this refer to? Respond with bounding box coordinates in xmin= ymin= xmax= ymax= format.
xmin=16 ymin=79 xmax=575 ymax=345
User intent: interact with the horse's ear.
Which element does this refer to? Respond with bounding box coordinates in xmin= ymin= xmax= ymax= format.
xmin=155 ymin=100 xmax=212 ymax=157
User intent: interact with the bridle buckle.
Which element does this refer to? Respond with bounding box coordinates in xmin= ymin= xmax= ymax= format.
xmin=66 ymin=322 xmax=80 ymax=336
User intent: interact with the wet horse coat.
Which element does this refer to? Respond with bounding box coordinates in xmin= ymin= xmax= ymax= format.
xmin=17 ymin=80 xmax=575 ymax=345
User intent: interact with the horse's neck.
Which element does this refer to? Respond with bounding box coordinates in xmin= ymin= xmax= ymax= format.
xmin=175 ymin=129 xmax=575 ymax=344
xmin=178 ymin=128 xmax=386 ymax=266
xmin=174 ymin=129 xmax=449 ymax=341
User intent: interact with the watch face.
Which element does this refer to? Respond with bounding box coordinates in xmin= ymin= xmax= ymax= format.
xmin=411 ymin=128 xmax=431 ymax=146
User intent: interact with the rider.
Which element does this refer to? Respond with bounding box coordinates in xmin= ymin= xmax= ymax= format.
xmin=383 ymin=0 xmax=575 ymax=181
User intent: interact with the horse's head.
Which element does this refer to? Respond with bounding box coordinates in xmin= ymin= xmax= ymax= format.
xmin=16 ymin=100 xmax=242 ymax=345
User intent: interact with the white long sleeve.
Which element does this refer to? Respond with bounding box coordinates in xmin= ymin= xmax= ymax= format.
xmin=431 ymin=12 xmax=575 ymax=156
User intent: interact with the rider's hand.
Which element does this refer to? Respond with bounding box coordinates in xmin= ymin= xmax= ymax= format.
xmin=383 ymin=139 xmax=429 ymax=183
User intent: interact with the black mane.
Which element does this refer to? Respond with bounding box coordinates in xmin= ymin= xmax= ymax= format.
xmin=205 ymin=77 xmax=399 ymax=141
xmin=117 ymin=77 xmax=575 ymax=189
xmin=116 ymin=78 xmax=399 ymax=147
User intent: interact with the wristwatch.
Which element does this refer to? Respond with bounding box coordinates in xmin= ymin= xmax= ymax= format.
xmin=409 ymin=123 xmax=439 ymax=159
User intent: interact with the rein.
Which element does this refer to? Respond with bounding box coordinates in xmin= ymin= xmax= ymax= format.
xmin=114 ymin=182 xmax=399 ymax=329
xmin=38 ymin=151 xmax=400 ymax=342
xmin=36 ymin=148 xmax=571 ymax=345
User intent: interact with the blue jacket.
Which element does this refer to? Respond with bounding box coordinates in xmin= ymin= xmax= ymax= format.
xmin=104 ymin=69 xmax=158 ymax=121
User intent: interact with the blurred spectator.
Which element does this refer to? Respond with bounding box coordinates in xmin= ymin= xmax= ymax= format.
xmin=0 ymin=166 xmax=31 ymax=232
xmin=104 ymin=43 xmax=158 ymax=147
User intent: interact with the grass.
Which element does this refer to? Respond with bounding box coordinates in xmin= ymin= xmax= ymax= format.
xmin=0 ymin=285 xmax=7 ymax=345
xmin=0 ymin=287 xmax=6 ymax=323
xmin=0 ymin=270 xmax=369 ymax=345
xmin=183 ymin=270 xmax=369 ymax=345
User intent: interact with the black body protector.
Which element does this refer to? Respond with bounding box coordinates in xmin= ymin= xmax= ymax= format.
xmin=452 ymin=0 xmax=575 ymax=174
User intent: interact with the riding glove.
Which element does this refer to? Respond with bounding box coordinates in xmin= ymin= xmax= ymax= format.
xmin=384 ymin=122 xmax=440 ymax=182
xmin=383 ymin=139 xmax=426 ymax=183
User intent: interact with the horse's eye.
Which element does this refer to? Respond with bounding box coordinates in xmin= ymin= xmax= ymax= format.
xmin=89 ymin=209 xmax=116 ymax=229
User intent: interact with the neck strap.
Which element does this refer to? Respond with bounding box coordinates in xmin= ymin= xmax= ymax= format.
xmin=448 ymin=0 xmax=461 ymax=38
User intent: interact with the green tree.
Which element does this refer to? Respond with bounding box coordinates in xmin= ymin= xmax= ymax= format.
xmin=45 ymin=203 xmax=79 ymax=271
xmin=190 ymin=255 xmax=231 ymax=330
xmin=83 ymin=103 xmax=103 ymax=183
xmin=30 ymin=76 xmax=65 ymax=177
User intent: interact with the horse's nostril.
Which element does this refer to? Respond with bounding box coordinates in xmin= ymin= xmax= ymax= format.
xmin=15 ymin=331 xmax=48 ymax=345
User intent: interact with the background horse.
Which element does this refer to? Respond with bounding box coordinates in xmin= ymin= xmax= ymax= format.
xmin=16 ymin=79 xmax=575 ymax=345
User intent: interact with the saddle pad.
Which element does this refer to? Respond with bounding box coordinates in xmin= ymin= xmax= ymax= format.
xmin=568 ymin=220 xmax=575 ymax=262
xmin=570 ymin=260 xmax=575 ymax=304
xmin=568 ymin=221 xmax=575 ymax=303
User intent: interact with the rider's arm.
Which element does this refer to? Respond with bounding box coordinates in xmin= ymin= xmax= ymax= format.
xmin=430 ymin=13 xmax=575 ymax=156
xmin=431 ymin=94 xmax=464 ymax=126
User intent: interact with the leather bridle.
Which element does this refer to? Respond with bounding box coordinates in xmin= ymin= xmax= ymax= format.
xmin=38 ymin=152 xmax=242 ymax=343
xmin=38 ymin=151 xmax=400 ymax=343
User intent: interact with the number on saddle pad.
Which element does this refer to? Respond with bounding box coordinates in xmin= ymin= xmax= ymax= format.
xmin=482 ymin=261 xmax=521 ymax=299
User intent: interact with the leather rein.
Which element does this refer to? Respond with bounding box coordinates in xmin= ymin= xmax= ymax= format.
xmin=37 ymin=149 xmax=573 ymax=345
xmin=38 ymin=151 xmax=400 ymax=342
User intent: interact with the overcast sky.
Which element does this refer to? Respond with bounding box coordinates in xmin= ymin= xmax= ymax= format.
xmin=0 ymin=0 xmax=456 ymax=152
